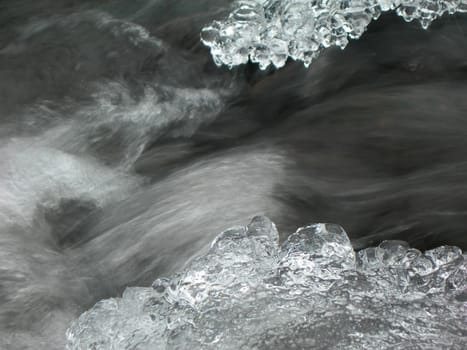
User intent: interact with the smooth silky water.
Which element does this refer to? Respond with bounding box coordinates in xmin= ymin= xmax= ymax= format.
xmin=0 ymin=1 xmax=466 ymax=349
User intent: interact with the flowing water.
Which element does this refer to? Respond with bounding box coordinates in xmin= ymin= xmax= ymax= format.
xmin=0 ymin=1 xmax=466 ymax=349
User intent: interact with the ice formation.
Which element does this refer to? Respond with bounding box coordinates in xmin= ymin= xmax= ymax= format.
xmin=201 ymin=0 xmax=467 ymax=69
xmin=66 ymin=217 xmax=466 ymax=349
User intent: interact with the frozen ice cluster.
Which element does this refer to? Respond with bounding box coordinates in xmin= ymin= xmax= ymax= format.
xmin=66 ymin=217 xmax=466 ymax=349
xmin=201 ymin=0 xmax=467 ymax=69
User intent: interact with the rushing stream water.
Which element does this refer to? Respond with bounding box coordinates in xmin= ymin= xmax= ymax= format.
xmin=0 ymin=1 xmax=466 ymax=349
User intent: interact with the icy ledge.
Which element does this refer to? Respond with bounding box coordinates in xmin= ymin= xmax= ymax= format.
xmin=66 ymin=217 xmax=466 ymax=349
xmin=201 ymin=0 xmax=467 ymax=69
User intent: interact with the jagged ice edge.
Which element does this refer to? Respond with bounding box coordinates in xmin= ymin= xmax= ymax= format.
xmin=200 ymin=0 xmax=467 ymax=69
xmin=65 ymin=217 xmax=466 ymax=349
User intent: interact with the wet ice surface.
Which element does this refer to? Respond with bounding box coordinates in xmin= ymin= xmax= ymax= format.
xmin=66 ymin=217 xmax=467 ymax=349
xmin=201 ymin=0 xmax=467 ymax=69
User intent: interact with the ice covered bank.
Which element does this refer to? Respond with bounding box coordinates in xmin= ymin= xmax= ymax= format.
xmin=66 ymin=217 xmax=466 ymax=349
xmin=201 ymin=0 xmax=467 ymax=69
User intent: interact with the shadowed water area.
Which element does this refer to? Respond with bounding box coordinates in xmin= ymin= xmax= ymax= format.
xmin=0 ymin=0 xmax=466 ymax=349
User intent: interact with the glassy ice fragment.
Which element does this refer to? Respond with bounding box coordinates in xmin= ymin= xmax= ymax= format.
xmin=201 ymin=0 xmax=467 ymax=69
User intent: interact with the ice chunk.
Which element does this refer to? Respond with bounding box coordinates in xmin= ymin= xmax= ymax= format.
xmin=66 ymin=217 xmax=467 ymax=350
xmin=201 ymin=0 xmax=467 ymax=69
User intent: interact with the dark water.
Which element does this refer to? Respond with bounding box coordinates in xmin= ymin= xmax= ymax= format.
xmin=0 ymin=1 xmax=466 ymax=348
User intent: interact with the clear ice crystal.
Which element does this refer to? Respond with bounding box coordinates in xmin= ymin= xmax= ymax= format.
xmin=201 ymin=0 xmax=467 ymax=69
xmin=67 ymin=217 xmax=467 ymax=350
xmin=66 ymin=217 xmax=467 ymax=350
